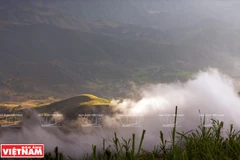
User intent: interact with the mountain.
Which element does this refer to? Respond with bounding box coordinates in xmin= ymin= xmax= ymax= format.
xmin=0 ymin=94 xmax=117 ymax=128
xmin=1 ymin=0 xmax=240 ymax=101
xmin=35 ymin=94 xmax=115 ymax=120
xmin=1 ymin=23 xmax=209 ymax=100
xmin=0 ymin=0 xmax=90 ymax=30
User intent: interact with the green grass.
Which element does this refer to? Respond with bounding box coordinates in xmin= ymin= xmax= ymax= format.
xmin=163 ymin=71 xmax=193 ymax=77
xmin=30 ymin=106 xmax=240 ymax=160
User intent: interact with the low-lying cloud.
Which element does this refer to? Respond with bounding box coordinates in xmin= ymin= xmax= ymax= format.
xmin=0 ymin=68 xmax=240 ymax=158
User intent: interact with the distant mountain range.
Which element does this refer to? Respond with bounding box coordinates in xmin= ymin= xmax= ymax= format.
xmin=1 ymin=0 xmax=240 ymax=101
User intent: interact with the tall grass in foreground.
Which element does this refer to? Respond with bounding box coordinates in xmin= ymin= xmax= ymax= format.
xmin=31 ymin=106 xmax=240 ymax=160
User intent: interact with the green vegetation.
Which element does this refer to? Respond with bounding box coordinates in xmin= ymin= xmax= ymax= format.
xmin=163 ymin=71 xmax=193 ymax=77
xmin=0 ymin=21 xmax=205 ymax=99
xmin=32 ymin=94 xmax=117 ymax=118
xmin=79 ymin=94 xmax=114 ymax=106
xmin=29 ymin=106 xmax=240 ymax=160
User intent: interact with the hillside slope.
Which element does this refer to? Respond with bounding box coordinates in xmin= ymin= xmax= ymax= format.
xmin=0 ymin=23 xmax=211 ymax=99
xmin=1 ymin=0 xmax=236 ymax=101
